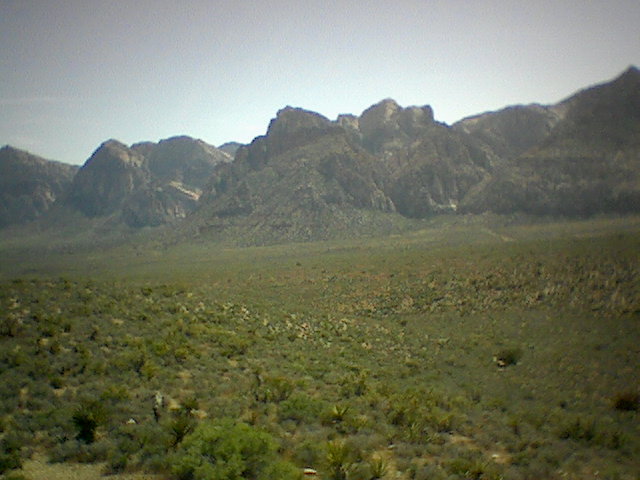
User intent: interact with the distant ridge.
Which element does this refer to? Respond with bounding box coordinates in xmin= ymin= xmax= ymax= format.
xmin=0 ymin=146 xmax=78 ymax=227
xmin=461 ymin=66 xmax=640 ymax=216
xmin=63 ymin=136 xmax=231 ymax=227
xmin=1 ymin=67 xmax=639 ymax=243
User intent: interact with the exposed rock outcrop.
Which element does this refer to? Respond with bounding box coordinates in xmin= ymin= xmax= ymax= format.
xmin=194 ymin=107 xmax=396 ymax=242
xmin=3 ymin=67 xmax=639 ymax=241
xmin=359 ymin=99 xmax=435 ymax=155
xmin=217 ymin=141 xmax=243 ymax=158
xmin=141 ymin=136 xmax=231 ymax=190
xmin=0 ymin=146 xmax=78 ymax=227
xmin=453 ymin=104 xmax=561 ymax=159
xmin=66 ymin=136 xmax=229 ymax=227
xmin=354 ymin=99 xmax=494 ymax=217
xmin=462 ymin=66 xmax=640 ymax=216
xmin=67 ymin=139 xmax=148 ymax=217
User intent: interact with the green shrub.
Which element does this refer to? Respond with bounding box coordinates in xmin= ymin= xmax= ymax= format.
xmin=279 ymin=393 xmax=325 ymax=424
xmin=326 ymin=404 xmax=350 ymax=423
xmin=49 ymin=438 xmax=111 ymax=463
xmin=445 ymin=457 xmax=487 ymax=480
xmin=494 ymin=347 xmax=522 ymax=367
xmin=218 ymin=334 xmax=250 ymax=358
xmin=325 ymin=439 xmax=352 ymax=480
xmin=612 ymin=391 xmax=639 ymax=411
xmin=369 ymin=455 xmax=388 ymax=479
xmin=256 ymin=376 xmax=294 ymax=403
xmin=104 ymin=452 xmax=128 ymax=474
xmin=292 ymin=437 xmax=323 ymax=468
xmin=0 ymin=314 xmax=22 ymax=338
xmin=0 ymin=433 xmax=23 ymax=474
xmin=167 ymin=415 xmax=196 ymax=447
xmin=72 ymin=398 xmax=107 ymax=444
xmin=558 ymin=416 xmax=597 ymax=443
xmin=172 ymin=418 xmax=299 ymax=480
xmin=112 ymin=422 xmax=173 ymax=472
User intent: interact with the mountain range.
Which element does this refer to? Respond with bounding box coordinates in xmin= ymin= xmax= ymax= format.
xmin=1 ymin=66 xmax=639 ymax=243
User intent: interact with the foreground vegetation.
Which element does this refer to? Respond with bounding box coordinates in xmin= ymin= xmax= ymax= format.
xmin=1 ymin=215 xmax=639 ymax=479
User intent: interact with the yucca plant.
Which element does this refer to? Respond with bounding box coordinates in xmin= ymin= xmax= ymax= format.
xmin=326 ymin=439 xmax=352 ymax=480
xmin=369 ymin=455 xmax=388 ymax=480
xmin=330 ymin=404 xmax=350 ymax=423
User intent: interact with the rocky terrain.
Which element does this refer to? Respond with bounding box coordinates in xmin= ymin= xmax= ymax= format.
xmin=357 ymin=99 xmax=495 ymax=217
xmin=459 ymin=66 xmax=640 ymax=215
xmin=0 ymin=146 xmax=78 ymax=228
xmin=1 ymin=67 xmax=638 ymax=242
xmin=191 ymin=107 xmax=397 ymax=242
xmin=64 ymin=136 xmax=231 ymax=227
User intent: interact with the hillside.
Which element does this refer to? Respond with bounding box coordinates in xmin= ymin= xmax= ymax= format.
xmin=64 ymin=136 xmax=231 ymax=228
xmin=461 ymin=66 xmax=640 ymax=215
xmin=1 ymin=67 xmax=639 ymax=243
xmin=0 ymin=146 xmax=78 ymax=228
xmin=0 ymin=217 xmax=639 ymax=479
xmin=190 ymin=67 xmax=640 ymax=242
xmin=187 ymin=107 xmax=401 ymax=244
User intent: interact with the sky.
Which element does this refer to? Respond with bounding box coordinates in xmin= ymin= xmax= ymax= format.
xmin=1 ymin=0 xmax=639 ymax=165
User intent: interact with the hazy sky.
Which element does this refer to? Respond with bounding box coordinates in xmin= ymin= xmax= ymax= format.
xmin=1 ymin=0 xmax=639 ymax=165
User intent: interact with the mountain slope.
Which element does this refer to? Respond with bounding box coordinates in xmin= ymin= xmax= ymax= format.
xmin=190 ymin=107 xmax=399 ymax=243
xmin=2 ymin=67 xmax=639 ymax=241
xmin=190 ymin=68 xmax=640 ymax=242
xmin=347 ymin=99 xmax=496 ymax=217
xmin=453 ymin=104 xmax=561 ymax=159
xmin=0 ymin=146 xmax=78 ymax=227
xmin=65 ymin=136 xmax=230 ymax=227
xmin=137 ymin=135 xmax=231 ymax=189
xmin=462 ymin=67 xmax=640 ymax=215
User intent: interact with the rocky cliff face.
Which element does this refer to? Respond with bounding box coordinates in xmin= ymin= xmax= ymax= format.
xmin=0 ymin=146 xmax=78 ymax=227
xmin=462 ymin=67 xmax=640 ymax=216
xmin=139 ymin=136 xmax=231 ymax=189
xmin=348 ymin=99 xmax=495 ymax=217
xmin=67 ymin=140 xmax=148 ymax=217
xmin=453 ymin=104 xmax=561 ymax=159
xmin=194 ymin=107 xmax=396 ymax=242
xmin=358 ymin=99 xmax=435 ymax=155
xmin=3 ymin=67 xmax=638 ymax=239
xmin=66 ymin=136 xmax=229 ymax=227
xmin=193 ymin=67 xmax=640 ymax=241
xmin=217 ymin=142 xmax=243 ymax=158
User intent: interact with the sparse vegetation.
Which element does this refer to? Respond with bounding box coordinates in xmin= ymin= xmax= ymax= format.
xmin=494 ymin=347 xmax=522 ymax=367
xmin=171 ymin=419 xmax=299 ymax=480
xmin=613 ymin=391 xmax=640 ymax=412
xmin=0 ymin=216 xmax=639 ymax=479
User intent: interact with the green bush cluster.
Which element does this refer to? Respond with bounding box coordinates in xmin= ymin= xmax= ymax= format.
xmin=0 ymin=225 xmax=639 ymax=479
xmin=0 ymin=433 xmax=23 ymax=475
xmin=171 ymin=419 xmax=300 ymax=480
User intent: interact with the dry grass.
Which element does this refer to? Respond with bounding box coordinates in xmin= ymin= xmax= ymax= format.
xmin=20 ymin=453 xmax=167 ymax=480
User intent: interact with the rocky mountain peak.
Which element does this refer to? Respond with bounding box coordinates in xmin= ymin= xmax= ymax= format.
xmin=542 ymin=65 xmax=640 ymax=154
xmin=362 ymin=98 xmax=401 ymax=121
xmin=616 ymin=65 xmax=640 ymax=83
xmin=67 ymin=141 xmax=148 ymax=217
xmin=145 ymin=135 xmax=231 ymax=190
xmin=262 ymin=107 xmax=343 ymax=158
xmin=87 ymin=139 xmax=145 ymax=169
xmin=218 ymin=142 xmax=243 ymax=158
xmin=3 ymin=67 xmax=639 ymax=238
xmin=1 ymin=145 xmax=23 ymax=156
xmin=266 ymin=107 xmax=333 ymax=137
xmin=336 ymin=114 xmax=359 ymax=130
xmin=358 ymin=99 xmax=435 ymax=154
xmin=0 ymin=146 xmax=78 ymax=227
xmin=156 ymin=135 xmax=220 ymax=155
xmin=63 ymin=136 xmax=229 ymax=226
xmin=453 ymin=104 xmax=561 ymax=158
